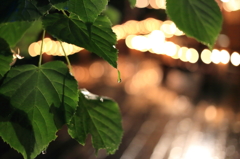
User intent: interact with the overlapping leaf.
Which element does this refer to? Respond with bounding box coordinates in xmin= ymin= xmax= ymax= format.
xmin=0 ymin=61 xmax=78 ymax=159
xmin=0 ymin=21 xmax=33 ymax=47
xmin=0 ymin=0 xmax=51 ymax=23
xmin=0 ymin=38 xmax=13 ymax=80
xmin=128 ymin=0 xmax=136 ymax=8
xmin=51 ymin=0 xmax=108 ymax=24
xmin=166 ymin=0 xmax=223 ymax=49
xmin=42 ymin=13 xmax=118 ymax=68
xmin=68 ymin=89 xmax=123 ymax=154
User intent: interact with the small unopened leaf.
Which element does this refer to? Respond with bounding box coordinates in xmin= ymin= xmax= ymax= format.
xmin=166 ymin=0 xmax=223 ymax=49
xmin=0 ymin=21 xmax=33 ymax=47
xmin=68 ymin=89 xmax=123 ymax=154
xmin=0 ymin=38 xmax=13 ymax=80
xmin=51 ymin=0 xmax=108 ymax=24
xmin=42 ymin=13 xmax=118 ymax=68
xmin=0 ymin=61 xmax=78 ymax=159
xmin=0 ymin=0 xmax=51 ymax=22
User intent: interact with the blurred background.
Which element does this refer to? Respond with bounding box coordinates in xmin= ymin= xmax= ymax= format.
xmin=1 ymin=0 xmax=240 ymax=158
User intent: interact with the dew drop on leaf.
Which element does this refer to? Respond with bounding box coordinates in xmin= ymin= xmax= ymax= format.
xmin=42 ymin=150 xmax=47 ymax=155
xmin=100 ymin=97 xmax=104 ymax=102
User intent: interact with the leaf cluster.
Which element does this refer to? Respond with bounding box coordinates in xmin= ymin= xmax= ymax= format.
xmin=0 ymin=0 xmax=124 ymax=158
xmin=0 ymin=0 xmax=223 ymax=158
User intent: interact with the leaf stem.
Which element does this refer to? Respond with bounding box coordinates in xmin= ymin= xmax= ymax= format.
xmin=59 ymin=41 xmax=73 ymax=75
xmin=62 ymin=10 xmax=68 ymax=16
xmin=38 ymin=30 xmax=46 ymax=67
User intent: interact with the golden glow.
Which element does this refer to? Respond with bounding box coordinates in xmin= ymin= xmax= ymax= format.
xmin=131 ymin=35 xmax=150 ymax=51
xmin=28 ymin=42 xmax=37 ymax=57
xmin=220 ymin=50 xmax=230 ymax=64
xmin=89 ymin=62 xmax=105 ymax=78
xmin=48 ymin=41 xmax=58 ymax=55
xmin=223 ymin=0 xmax=240 ymax=12
xmin=205 ymin=105 xmax=217 ymax=121
xmin=217 ymin=34 xmax=230 ymax=48
xmin=164 ymin=42 xmax=177 ymax=56
xmin=178 ymin=47 xmax=188 ymax=62
xmin=135 ymin=0 xmax=149 ymax=8
xmin=211 ymin=49 xmax=221 ymax=64
xmin=201 ymin=49 xmax=211 ymax=64
xmin=160 ymin=20 xmax=174 ymax=38
xmin=125 ymin=35 xmax=136 ymax=49
xmin=171 ymin=45 xmax=180 ymax=59
xmin=149 ymin=0 xmax=159 ymax=9
xmin=43 ymin=38 xmax=53 ymax=53
xmin=231 ymin=52 xmax=240 ymax=66
xmin=59 ymin=42 xmax=69 ymax=56
xmin=148 ymin=30 xmax=165 ymax=54
xmin=156 ymin=0 xmax=166 ymax=9
xmin=123 ymin=20 xmax=139 ymax=35
xmin=185 ymin=145 xmax=212 ymax=159
xmin=186 ymin=48 xmax=199 ymax=63
xmin=34 ymin=42 xmax=41 ymax=55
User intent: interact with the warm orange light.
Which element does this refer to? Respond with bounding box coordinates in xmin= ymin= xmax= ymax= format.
xmin=205 ymin=105 xmax=217 ymax=121
xmin=149 ymin=0 xmax=160 ymax=9
xmin=156 ymin=0 xmax=166 ymax=9
xmin=89 ymin=62 xmax=105 ymax=78
xmin=34 ymin=42 xmax=41 ymax=55
xmin=28 ymin=42 xmax=37 ymax=57
xmin=136 ymin=0 xmax=149 ymax=8
xmin=48 ymin=41 xmax=58 ymax=55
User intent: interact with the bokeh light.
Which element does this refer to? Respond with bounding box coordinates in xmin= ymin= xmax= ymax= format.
xmin=231 ymin=52 xmax=240 ymax=66
xmin=201 ymin=49 xmax=212 ymax=64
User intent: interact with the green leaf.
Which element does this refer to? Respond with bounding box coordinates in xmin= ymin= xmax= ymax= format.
xmin=0 ymin=38 xmax=13 ymax=80
xmin=42 ymin=13 xmax=118 ymax=68
xmin=0 ymin=21 xmax=33 ymax=47
xmin=51 ymin=0 xmax=108 ymax=24
xmin=103 ymin=6 xmax=121 ymax=25
xmin=166 ymin=0 xmax=223 ymax=49
xmin=0 ymin=0 xmax=51 ymax=23
xmin=68 ymin=89 xmax=123 ymax=154
xmin=15 ymin=20 xmax=43 ymax=56
xmin=0 ymin=61 xmax=78 ymax=159
xmin=128 ymin=0 xmax=136 ymax=8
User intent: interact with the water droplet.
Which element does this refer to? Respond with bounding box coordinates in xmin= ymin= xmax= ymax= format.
xmin=100 ymin=98 xmax=104 ymax=102
xmin=42 ymin=150 xmax=47 ymax=155
xmin=113 ymin=45 xmax=116 ymax=48
xmin=81 ymin=89 xmax=99 ymax=100
xmin=117 ymin=78 xmax=122 ymax=83
xmin=117 ymin=69 xmax=121 ymax=83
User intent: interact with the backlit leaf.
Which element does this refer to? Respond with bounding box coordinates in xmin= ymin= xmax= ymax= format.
xmin=0 ymin=38 xmax=13 ymax=80
xmin=128 ymin=0 xmax=136 ymax=8
xmin=68 ymin=89 xmax=123 ymax=154
xmin=42 ymin=13 xmax=118 ymax=68
xmin=166 ymin=0 xmax=223 ymax=49
xmin=0 ymin=0 xmax=51 ymax=23
xmin=0 ymin=61 xmax=78 ymax=159
xmin=51 ymin=0 xmax=108 ymax=24
xmin=0 ymin=21 xmax=33 ymax=47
